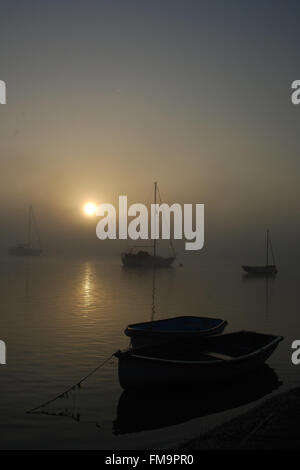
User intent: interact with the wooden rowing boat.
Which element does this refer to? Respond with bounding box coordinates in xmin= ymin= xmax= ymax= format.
xmin=125 ymin=316 xmax=227 ymax=347
xmin=115 ymin=331 xmax=283 ymax=390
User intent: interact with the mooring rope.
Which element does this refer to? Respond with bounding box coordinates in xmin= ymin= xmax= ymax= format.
xmin=27 ymin=353 xmax=114 ymax=414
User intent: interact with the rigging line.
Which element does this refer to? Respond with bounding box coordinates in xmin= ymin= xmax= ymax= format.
xmin=28 ymin=205 xmax=32 ymax=247
xmin=156 ymin=184 xmax=176 ymax=257
xmin=27 ymin=353 xmax=114 ymax=414
xmin=157 ymin=185 xmax=163 ymax=204
xmin=125 ymin=185 xmax=155 ymax=250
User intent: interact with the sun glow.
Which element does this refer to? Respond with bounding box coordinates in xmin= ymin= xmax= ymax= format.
xmin=83 ymin=202 xmax=97 ymax=216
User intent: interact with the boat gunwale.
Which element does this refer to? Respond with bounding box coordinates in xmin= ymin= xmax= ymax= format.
xmin=119 ymin=334 xmax=283 ymax=365
xmin=242 ymin=265 xmax=277 ymax=269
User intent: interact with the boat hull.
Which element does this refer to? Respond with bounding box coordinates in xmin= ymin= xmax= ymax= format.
xmin=242 ymin=265 xmax=277 ymax=276
xmin=122 ymin=253 xmax=175 ymax=267
xmin=8 ymin=247 xmax=42 ymax=256
xmin=116 ymin=332 xmax=283 ymax=390
xmin=125 ymin=316 xmax=228 ymax=348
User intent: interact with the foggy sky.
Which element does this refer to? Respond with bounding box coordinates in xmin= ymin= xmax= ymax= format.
xmin=1 ymin=0 xmax=300 ymax=261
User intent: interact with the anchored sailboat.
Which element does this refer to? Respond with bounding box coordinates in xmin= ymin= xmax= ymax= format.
xmin=9 ymin=205 xmax=42 ymax=256
xmin=242 ymin=229 xmax=277 ymax=276
xmin=121 ymin=182 xmax=176 ymax=267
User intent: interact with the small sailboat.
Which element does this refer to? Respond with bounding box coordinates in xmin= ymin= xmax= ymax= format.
xmin=121 ymin=182 xmax=176 ymax=268
xmin=8 ymin=205 xmax=42 ymax=256
xmin=242 ymin=229 xmax=277 ymax=276
xmin=115 ymin=331 xmax=283 ymax=390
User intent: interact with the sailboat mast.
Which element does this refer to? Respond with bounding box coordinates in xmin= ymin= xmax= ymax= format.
xmin=269 ymin=231 xmax=276 ymax=266
xmin=266 ymin=229 xmax=269 ymax=266
xmin=153 ymin=182 xmax=157 ymax=257
xmin=28 ymin=205 xmax=32 ymax=248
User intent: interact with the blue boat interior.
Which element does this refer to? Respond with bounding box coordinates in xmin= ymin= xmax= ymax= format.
xmin=129 ymin=316 xmax=223 ymax=332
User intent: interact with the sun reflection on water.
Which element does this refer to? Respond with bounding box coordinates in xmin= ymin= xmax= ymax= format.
xmin=81 ymin=262 xmax=94 ymax=316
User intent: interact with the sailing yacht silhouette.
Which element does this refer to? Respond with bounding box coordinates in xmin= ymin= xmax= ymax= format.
xmin=121 ymin=182 xmax=176 ymax=267
xmin=242 ymin=229 xmax=277 ymax=276
xmin=9 ymin=205 xmax=42 ymax=256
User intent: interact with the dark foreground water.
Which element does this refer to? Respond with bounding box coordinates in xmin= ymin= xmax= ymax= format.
xmin=0 ymin=254 xmax=298 ymax=449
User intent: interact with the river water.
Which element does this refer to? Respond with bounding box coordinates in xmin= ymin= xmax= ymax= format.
xmin=0 ymin=255 xmax=298 ymax=449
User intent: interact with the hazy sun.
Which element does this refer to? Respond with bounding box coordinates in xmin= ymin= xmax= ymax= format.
xmin=83 ymin=202 xmax=97 ymax=216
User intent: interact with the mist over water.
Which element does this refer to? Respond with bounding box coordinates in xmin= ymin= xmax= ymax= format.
xmin=1 ymin=0 xmax=300 ymax=450
xmin=1 ymin=1 xmax=300 ymax=260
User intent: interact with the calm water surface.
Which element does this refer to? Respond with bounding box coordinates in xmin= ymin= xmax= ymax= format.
xmin=0 ymin=255 xmax=298 ymax=449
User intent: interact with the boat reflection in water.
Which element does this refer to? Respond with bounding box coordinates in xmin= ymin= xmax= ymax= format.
xmin=113 ymin=364 xmax=281 ymax=435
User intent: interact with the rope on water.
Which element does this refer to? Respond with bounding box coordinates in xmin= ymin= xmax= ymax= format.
xmin=27 ymin=353 xmax=114 ymax=414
